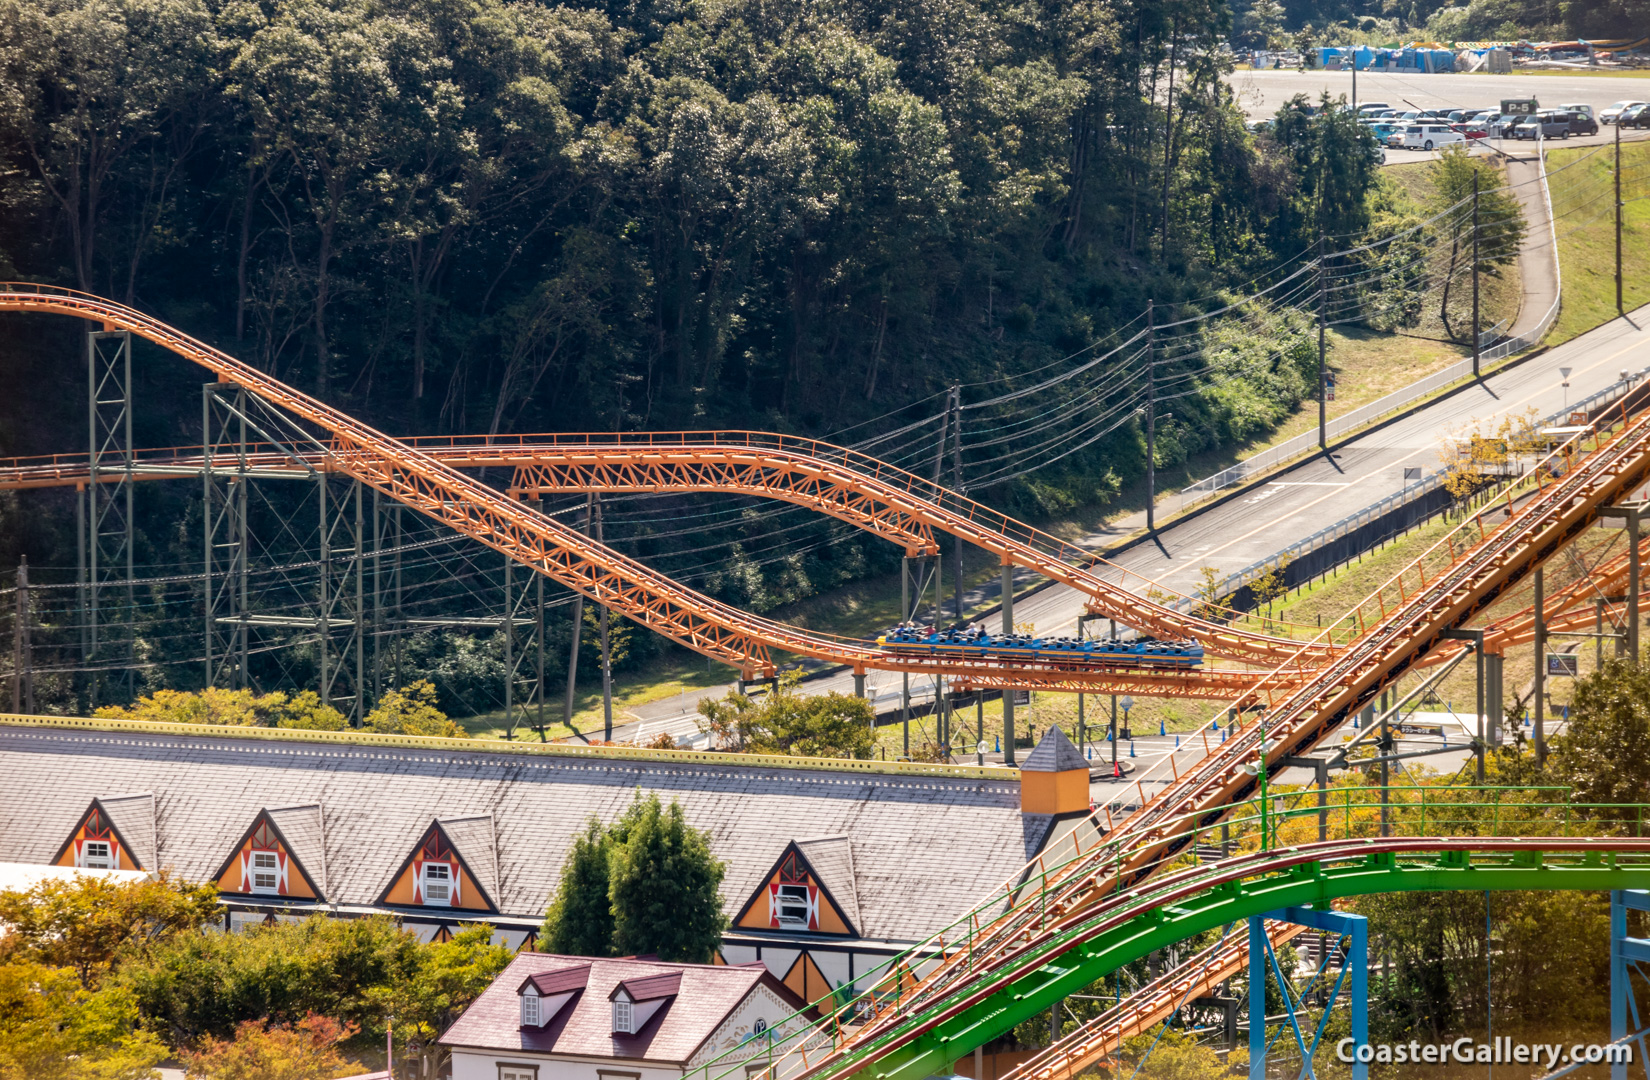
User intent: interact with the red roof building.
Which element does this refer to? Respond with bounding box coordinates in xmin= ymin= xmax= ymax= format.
xmin=442 ymin=954 xmax=811 ymax=1080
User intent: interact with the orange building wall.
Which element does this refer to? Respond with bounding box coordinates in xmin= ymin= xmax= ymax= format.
xmin=1019 ymin=769 xmax=1089 ymax=815
xmin=54 ymin=819 xmax=142 ymax=871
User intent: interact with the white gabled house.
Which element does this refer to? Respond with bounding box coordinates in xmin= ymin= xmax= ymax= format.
xmin=441 ymin=954 xmax=811 ymax=1080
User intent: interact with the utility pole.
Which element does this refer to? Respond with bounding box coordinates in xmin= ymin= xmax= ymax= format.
xmin=1002 ymin=556 xmax=1015 ymax=767
xmin=949 ymin=385 xmax=965 ymax=621
xmin=1145 ymin=300 xmax=1156 ymax=532
xmin=1618 ymin=122 xmax=1626 ymax=318
xmin=563 ymin=499 xmax=587 ymax=734
xmin=593 ymin=492 xmax=613 ymax=741
xmin=1472 ymin=171 xmax=1482 ymax=379
xmin=1317 ymin=234 xmax=1328 ymax=451
xmin=1533 ymin=567 xmax=1546 ymax=765
xmin=11 ymin=557 xmax=30 ymax=714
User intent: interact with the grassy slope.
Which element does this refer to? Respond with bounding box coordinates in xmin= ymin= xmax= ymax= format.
xmin=1548 ymin=137 xmax=1650 ymax=343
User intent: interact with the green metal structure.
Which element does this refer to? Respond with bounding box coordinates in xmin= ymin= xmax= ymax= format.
xmin=686 ymin=787 xmax=1650 ymax=1080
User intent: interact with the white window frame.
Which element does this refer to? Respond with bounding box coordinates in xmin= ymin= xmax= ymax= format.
xmin=775 ymin=883 xmax=809 ymax=927
xmin=498 ymin=1064 xmax=540 ymax=1080
xmin=250 ymin=849 xmax=280 ymax=894
xmin=422 ymin=861 xmax=453 ymax=906
xmin=81 ymin=840 xmax=112 ymax=869
xmin=613 ymin=996 xmax=634 ymax=1033
xmin=520 ymin=991 xmax=541 ymax=1028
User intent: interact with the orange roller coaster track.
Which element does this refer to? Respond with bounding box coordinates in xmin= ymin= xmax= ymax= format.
xmin=0 ymin=284 xmax=1323 ymax=691
xmin=0 ymin=434 xmax=1335 ymax=665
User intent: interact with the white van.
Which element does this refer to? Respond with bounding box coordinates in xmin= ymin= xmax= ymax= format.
xmin=1399 ymin=124 xmax=1466 ymax=151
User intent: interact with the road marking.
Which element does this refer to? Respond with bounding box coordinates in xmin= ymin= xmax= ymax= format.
xmin=1165 ymin=329 xmax=1650 ymax=568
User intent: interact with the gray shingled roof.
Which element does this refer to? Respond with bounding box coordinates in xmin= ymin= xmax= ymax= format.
xmin=0 ymin=724 xmax=1030 ymax=943
xmin=440 ymin=814 xmax=498 ymax=906
xmin=1021 ymin=726 xmax=1087 ymax=773
xmin=266 ymin=805 xmax=327 ymax=898
xmin=99 ymin=793 xmax=156 ymax=871
xmin=794 ymin=837 xmax=859 ymax=934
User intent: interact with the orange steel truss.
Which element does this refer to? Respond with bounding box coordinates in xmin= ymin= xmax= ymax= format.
xmin=0 ymin=431 xmax=1336 ymax=666
xmin=996 ymin=921 xmax=1306 ymax=1080
xmin=0 ymin=284 xmax=1319 ymax=691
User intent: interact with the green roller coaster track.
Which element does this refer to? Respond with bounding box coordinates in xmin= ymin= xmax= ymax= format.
xmin=864 ymin=840 xmax=1649 ymax=1080
xmin=688 ymin=788 xmax=1650 ymax=1080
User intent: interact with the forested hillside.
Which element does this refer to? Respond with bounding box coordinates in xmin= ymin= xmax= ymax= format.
xmin=0 ymin=0 xmax=1367 ymax=439
xmin=0 ymin=0 xmax=1404 ymax=710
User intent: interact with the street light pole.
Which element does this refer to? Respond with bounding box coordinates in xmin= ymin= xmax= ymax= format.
xmin=1472 ymin=170 xmax=1481 ymax=379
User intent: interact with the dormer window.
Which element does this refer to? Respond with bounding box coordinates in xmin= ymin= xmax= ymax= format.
xmin=775 ymin=884 xmax=809 ymax=927
xmin=422 ymin=861 xmax=452 ymax=905
xmin=521 ymin=989 xmax=541 ymax=1028
xmin=81 ymin=840 xmax=112 ymax=869
xmin=250 ymin=850 xmax=279 ymax=893
xmin=613 ymin=995 xmax=634 ymax=1034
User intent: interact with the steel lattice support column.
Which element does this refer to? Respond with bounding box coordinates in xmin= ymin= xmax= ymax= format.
xmin=501 ymin=550 xmax=547 ymax=739
xmin=86 ymin=330 xmax=135 ymax=703
xmin=317 ymin=475 xmax=366 ymax=724
xmin=203 ymin=384 xmax=250 ymax=689
xmin=372 ymin=492 xmax=404 ymax=697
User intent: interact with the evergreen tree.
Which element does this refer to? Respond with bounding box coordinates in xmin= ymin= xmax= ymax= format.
xmin=537 ymin=819 xmax=617 ymax=957
xmin=608 ymin=795 xmax=728 ymax=963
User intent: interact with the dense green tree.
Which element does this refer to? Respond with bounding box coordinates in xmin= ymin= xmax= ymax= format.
xmin=1428 ymin=146 xmax=1525 ymax=343
xmin=697 ymin=674 xmax=877 ymax=757
xmin=608 ymin=794 xmax=728 ymax=962
xmin=538 ymin=818 xmax=619 ymax=957
xmin=1549 ymin=654 xmax=1650 ymax=810
xmin=0 ymin=873 xmax=220 ymax=988
xmin=0 ymin=960 xmax=167 ymax=1080
xmin=119 ymin=912 xmax=506 ymax=1049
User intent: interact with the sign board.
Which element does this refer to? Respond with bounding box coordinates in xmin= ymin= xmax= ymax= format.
xmin=1397 ymin=722 xmax=1446 ymax=737
xmin=1546 ymin=653 xmax=1580 ymax=677
xmin=1570 ymin=411 xmax=1589 ymax=426
xmin=1012 ymin=689 xmax=1030 ymax=706
xmin=1500 ymin=98 xmax=1539 ymax=115
xmin=1327 ymin=380 xmax=1337 ymax=401
xmin=1404 ymin=467 xmax=1423 ymax=481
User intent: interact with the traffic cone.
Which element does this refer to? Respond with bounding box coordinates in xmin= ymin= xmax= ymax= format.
xmin=1129 ymin=741 xmax=1136 ymax=757
xmin=1159 ymin=720 xmax=1166 ymax=736
xmin=1174 ymin=735 xmax=1180 ymax=748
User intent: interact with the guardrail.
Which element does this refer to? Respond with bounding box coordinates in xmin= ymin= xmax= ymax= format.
xmin=1174 ymin=146 xmax=1561 ymax=512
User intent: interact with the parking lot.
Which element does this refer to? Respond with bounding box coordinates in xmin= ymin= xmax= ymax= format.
xmin=1227 ymin=68 xmax=1650 ymax=165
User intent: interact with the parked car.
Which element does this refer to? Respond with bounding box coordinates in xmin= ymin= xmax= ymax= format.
xmin=1357 ymin=101 xmax=1392 ymax=115
xmin=1602 ymin=100 xmax=1647 ymax=124
xmin=1560 ymin=102 xmax=1595 ymax=121
xmin=1399 ymin=124 xmax=1465 ymax=151
xmin=1620 ymin=104 xmax=1650 ymax=130
xmin=1565 ymin=110 xmax=1599 ymax=136
xmin=1509 ymin=111 xmax=1574 ymax=139
xmin=1385 ymin=127 xmax=1411 ymax=148
xmin=1452 ymin=121 xmax=1488 ymax=139
xmin=1370 ymin=122 xmax=1402 ymax=142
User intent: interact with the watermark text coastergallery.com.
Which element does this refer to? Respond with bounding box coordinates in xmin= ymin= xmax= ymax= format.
xmin=1336 ymin=1039 xmax=1633 ymax=1067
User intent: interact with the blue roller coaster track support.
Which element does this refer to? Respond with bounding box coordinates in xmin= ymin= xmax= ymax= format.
xmin=1613 ymin=890 xmax=1650 ymax=1080
xmin=1249 ymin=906 xmax=1368 ymax=1080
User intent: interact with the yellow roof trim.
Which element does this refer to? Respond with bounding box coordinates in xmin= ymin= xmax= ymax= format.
xmin=0 ymin=713 xmax=1018 ymax=780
